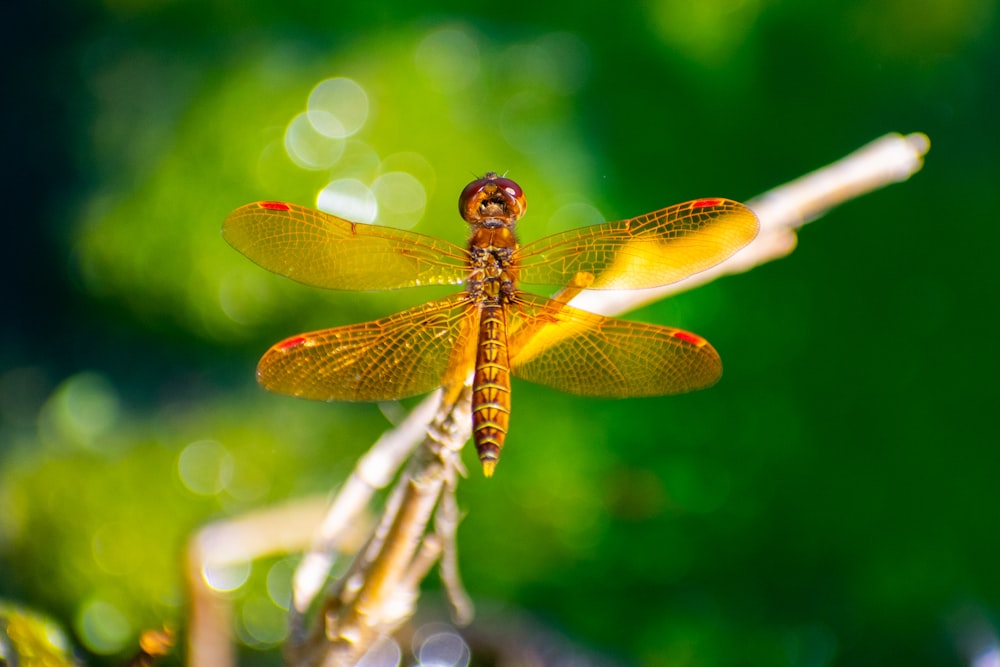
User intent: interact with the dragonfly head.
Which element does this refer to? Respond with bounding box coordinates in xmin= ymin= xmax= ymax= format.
xmin=459 ymin=172 xmax=527 ymax=227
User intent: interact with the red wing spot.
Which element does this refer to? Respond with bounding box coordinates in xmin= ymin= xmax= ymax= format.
xmin=259 ymin=201 xmax=291 ymax=211
xmin=672 ymin=331 xmax=705 ymax=346
xmin=692 ymin=198 xmax=723 ymax=209
xmin=278 ymin=336 xmax=307 ymax=350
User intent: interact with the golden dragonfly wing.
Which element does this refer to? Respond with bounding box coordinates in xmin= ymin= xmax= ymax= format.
xmin=515 ymin=198 xmax=758 ymax=289
xmin=223 ymin=201 xmax=470 ymax=290
xmin=257 ymin=294 xmax=478 ymax=401
xmin=507 ymin=292 xmax=722 ymax=397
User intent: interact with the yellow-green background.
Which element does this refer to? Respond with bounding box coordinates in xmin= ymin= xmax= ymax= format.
xmin=2 ymin=0 xmax=996 ymax=665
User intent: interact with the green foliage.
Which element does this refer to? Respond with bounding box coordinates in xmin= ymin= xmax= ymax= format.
xmin=3 ymin=0 xmax=998 ymax=665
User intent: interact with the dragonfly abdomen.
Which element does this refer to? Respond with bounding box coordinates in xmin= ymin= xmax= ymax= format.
xmin=472 ymin=304 xmax=511 ymax=477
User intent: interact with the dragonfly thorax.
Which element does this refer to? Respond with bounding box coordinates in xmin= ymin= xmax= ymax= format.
xmin=467 ymin=231 xmax=517 ymax=303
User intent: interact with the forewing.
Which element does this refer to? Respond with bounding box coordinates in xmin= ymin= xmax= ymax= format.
xmin=515 ymin=198 xmax=758 ymax=289
xmin=507 ymin=293 xmax=722 ymax=397
xmin=224 ymin=201 xmax=469 ymax=290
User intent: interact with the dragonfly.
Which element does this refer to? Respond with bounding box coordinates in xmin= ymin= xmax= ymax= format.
xmin=224 ymin=173 xmax=758 ymax=476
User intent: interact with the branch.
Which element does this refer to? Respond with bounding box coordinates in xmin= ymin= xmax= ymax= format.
xmin=570 ymin=132 xmax=930 ymax=317
xmin=284 ymin=386 xmax=473 ymax=667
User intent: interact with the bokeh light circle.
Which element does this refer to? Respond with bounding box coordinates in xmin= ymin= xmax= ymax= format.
xmin=75 ymin=599 xmax=131 ymax=654
xmin=307 ymin=77 xmax=369 ymax=138
xmin=372 ymin=171 xmax=427 ymax=229
xmin=177 ymin=439 xmax=234 ymax=496
xmin=415 ymin=628 xmax=470 ymax=667
xmin=240 ymin=594 xmax=288 ymax=647
xmin=201 ymin=559 xmax=251 ymax=593
xmin=39 ymin=372 xmax=120 ymax=450
xmin=317 ymin=179 xmax=378 ymax=223
xmin=284 ymin=112 xmax=346 ymax=170
xmin=266 ymin=557 xmax=296 ymax=610
xmin=355 ymin=634 xmax=402 ymax=667
xmin=415 ymin=27 xmax=481 ymax=92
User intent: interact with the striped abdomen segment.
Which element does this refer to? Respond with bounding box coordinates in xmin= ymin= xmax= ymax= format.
xmin=472 ymin=303 xmax=511 ymax=477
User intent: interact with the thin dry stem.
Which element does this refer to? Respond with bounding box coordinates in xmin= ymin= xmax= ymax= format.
xmin=284 ymin=386 xmax=473 ymax=667
xmin=291 ymin=390 xmax=443 ymax=615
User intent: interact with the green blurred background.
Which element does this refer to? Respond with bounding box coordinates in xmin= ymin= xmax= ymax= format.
xmin=3 ymin=0 xmax=997 ymax=665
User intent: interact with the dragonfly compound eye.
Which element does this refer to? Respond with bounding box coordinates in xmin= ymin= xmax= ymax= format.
xmin=458 ymin=173 xmax=527 ymax=223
